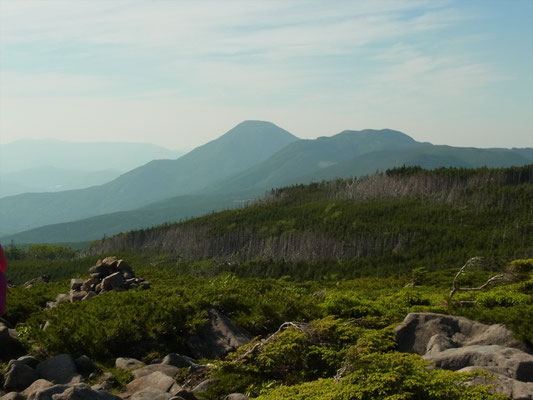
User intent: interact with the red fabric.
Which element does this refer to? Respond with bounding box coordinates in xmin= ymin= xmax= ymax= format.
xmin=0 ymin=244 xmax=6 ymax=273
xmin=0 ymin=270 xmax=6 ymax=315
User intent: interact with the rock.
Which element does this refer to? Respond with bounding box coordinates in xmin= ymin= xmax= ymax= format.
xmin=395 ymin=313 xmax=530 ymax=355
xmin=22 ymin=379 xmax=54 ymax=398
xmin=8 ymin=355 xmax=39 ymax=369
xmin=116 ymin=260 xmax=134 ymax=278
xmin=51 ymin=384 xmax=122 ymax=399
xmin=191 ymin=379 xmax=220 ymax=393
xmin=56 ymin=294 xmax=70 ymax=304
xmin=102 ymin=272 xmax=124 ymax=291
xmin=23 ymin=275 xmax=51 ymax=288
xmin=115 ymin=357 xmax=144 ymax=371
xmin=131 ymin=364 xmax=179 ymax=379
xmin=80 ymin=278 xmax=99 ymax=293
xmin=125 ymin=372 xmax=181 ymax=397
xmin=36 ymin=354 xmax=82 ymax=384
xmin=91 ymin=372 xmax=116 ymax=392
xmin=130 ymin=388 xmax=174 ymax=400
xmin=81 ymin=291 xmax=97 ymax=301
xmin=70 ymin=291 xmax=88 ymax=302
xmin=173 ymin=390 xmax=198 ymax=400
xmin=26 ymin=383 xmax=71 ymax=400
xmin=0 ymin=393 xmax=25 ymax=400
xmin=224 ymin=395 xmax=249 ymax=400
xmin=0 ymin=325 xmax=23 ymax=360
xmin=4 ymin=361 xmax=39 ymax=391
xmin=423 ymin=345 xmax=533 ymax=382
xmin=187 ymin=308 xmax=253 ymax=359
xmin=426 ymin=334 xmax=457 ymax=355
xmin=70 ymin=279 xmax=84 ymax=291
xmin=461 ymin=367 xmax=533 ymax=400
xmin=74 ymin=355 xmax=97 ymax=377
xmin=102 ymin=257 xmax=118 ymax=266
xmin=161 ymin=354 xmax=199 ymax=369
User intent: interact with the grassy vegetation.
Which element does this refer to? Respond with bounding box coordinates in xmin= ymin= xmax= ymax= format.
xmin=2 ymin=166 xmax=532 ymax=399
xmin=4 ymin=255 xmax=532 ymax=399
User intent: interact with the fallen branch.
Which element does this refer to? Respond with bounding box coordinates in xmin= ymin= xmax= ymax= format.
xmin=233 ymin=321 xmax=309 ymax=361
xmin=448 ymin=257 xmax=504 ymax=303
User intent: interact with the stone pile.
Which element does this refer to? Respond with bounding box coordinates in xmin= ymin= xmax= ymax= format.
xmin=0 ymin=352 xmax=249 ymax=400
xmin=48 ymin=257 xmax=150 ymax=307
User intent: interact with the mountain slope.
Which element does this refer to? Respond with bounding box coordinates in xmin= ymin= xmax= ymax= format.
xmin=87 ymin=165 xmax=533 ymax=269
xmin=0 ymin=167 xmax=121 ymax=198
xmin=1 ymin=190 xmax=261 ymax=244
xmin=207 ymin=129 xmax=419 ymax=193
xmin=294 ymin=144 xmax=533 ymax=182
xmin=0 ymin=121 xmax=298 ymax=236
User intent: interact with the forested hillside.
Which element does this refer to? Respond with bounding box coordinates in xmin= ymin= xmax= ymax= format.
xmin=88 ymin=165 xmax=533 ymax=278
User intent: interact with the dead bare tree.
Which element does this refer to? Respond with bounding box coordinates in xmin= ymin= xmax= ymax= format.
xmin=448 ymin=257 xmax=505 ymax=305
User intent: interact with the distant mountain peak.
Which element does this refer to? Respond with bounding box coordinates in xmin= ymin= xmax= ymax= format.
xmin=222 ymin=120 xmax=299 ymax=141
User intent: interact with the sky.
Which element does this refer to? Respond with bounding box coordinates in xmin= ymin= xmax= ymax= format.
xmin=0 ymin=0 xmax=532 ymax=150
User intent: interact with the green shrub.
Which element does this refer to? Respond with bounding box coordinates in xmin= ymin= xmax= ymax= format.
xmin=475 ymin=290 xmax=530 ymax=308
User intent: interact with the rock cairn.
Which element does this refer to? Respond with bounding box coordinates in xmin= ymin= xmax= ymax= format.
xmin=48 ymin=257 xmax=150 ymax=308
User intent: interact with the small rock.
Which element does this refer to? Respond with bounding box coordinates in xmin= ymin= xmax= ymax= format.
xmin=36 ymin=354 xmax=82 ymax=384
xmin=70 ymin=279 xmax=84 ymax=291
xmin=131 ymin=364 xmax=179 ymax=379
xmin=187 ymin=308 xmax=253 ymax=359
xmin=75 ymin=355 xmax=97 ymax=377
xmin=191 ymin=378 xmax=220 ymax=393
xmin=21 ymin=378 xmax=53 ymax=398
xmin=225 ymin=394 xmax=249 ymax=400
xmin=0 ymin=393 xmax=25 ymax=400
xmin=125 ymin=372 xmax=181 ymax=397
xmin=4 ymin=361 xmax=39 ymax=391
xmin=50 ymin=384 xmax=122 ymax=399
xmin=173 ymin=390 xmax=198 ymax=400
xmin=70 ymin=291 xmax=88 ymax=302
xmin=81 ymin=291 xmax=97 ymax=301
xmin=115 ymin=357 xmax=144 ymax=371
xmin=130 ymin=387 xmax=174 ymax=400
xmin=56 ymin=293 xmax=70 ymax=303
xmin=161 ymin=354 xmax=198 ymax=369
xmin=102 ymin=272 xmax=124 ymax=291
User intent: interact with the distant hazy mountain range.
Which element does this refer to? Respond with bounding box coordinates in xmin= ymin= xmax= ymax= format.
xmin=1 ymin=120 xmax=531 ymax=243
xmin=0 ymin=140 xmax=185 ymax=198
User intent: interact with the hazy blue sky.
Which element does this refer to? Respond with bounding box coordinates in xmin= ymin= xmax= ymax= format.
xmin=1 ymin=0 xmax=532 ymax=149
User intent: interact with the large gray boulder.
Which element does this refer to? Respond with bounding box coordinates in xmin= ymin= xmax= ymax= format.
xmin=0 ymin=393 xmax=25 ymax=400
xmin=131 ymin=364 xmax=179 ymax=379
xmin=51 ymin=385 xmax=121 ymax=399
xmin=187 ymin=308 xmax=253 ymax=359
xmin=36 ymin=354 xmax=82 ymax=384
xmin=26 ymin=383 xmax=72 ymax=400
xmin=396 ymin=313 xmax=533 ymax=399
xmin=125 ymin=372 xmax=181 ymax=397
xmin=22 ymin=379 xmax=54 ymax=398
xmin=4 ymin=361 xmax=39 ymax=391
xmin=423 ymin=345 xmax=533 ymax=382
xmin=395 ymin=313 xmax=530 ymax=355
xmin=462 ymin=367 xmax=533 ymax=400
